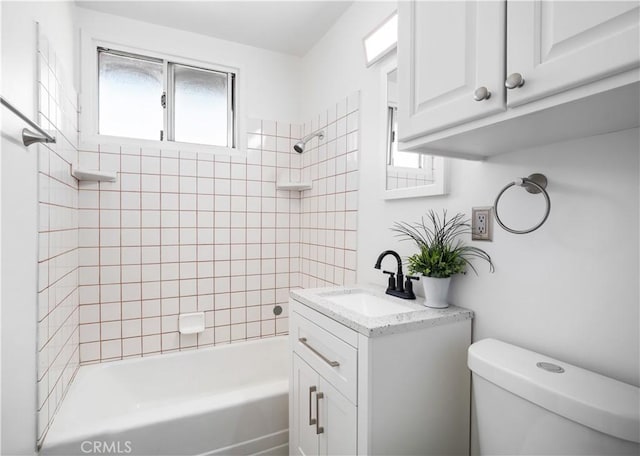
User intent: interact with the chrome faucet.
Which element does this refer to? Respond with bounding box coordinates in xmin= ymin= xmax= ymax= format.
xmin=374 ymin=250 xmax=417 ymax=300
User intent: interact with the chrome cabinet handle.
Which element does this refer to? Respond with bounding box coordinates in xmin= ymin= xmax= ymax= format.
xmin=505 ymin=73 xmax=525 ymax=89
xmin=473 ymin=86 xmax=491 ymax=101
xmin=298 ymin=337 xmax=340 ymax=367
xmin=308 ymin=386 xmax=317 ymax=425
xmin=316 ymin=392 xmax=325 ymax=434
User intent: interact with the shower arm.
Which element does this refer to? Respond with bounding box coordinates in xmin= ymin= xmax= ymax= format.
xmin=301 ymin=131 xmax=324 ymax=143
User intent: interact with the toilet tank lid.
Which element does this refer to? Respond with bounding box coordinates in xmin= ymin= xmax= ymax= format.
xmin=468 ymin=338 xmax=640 ymax=443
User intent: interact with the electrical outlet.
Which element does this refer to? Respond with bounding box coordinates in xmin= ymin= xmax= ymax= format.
xmin=472 ymin=207 xmax=493 ymax=241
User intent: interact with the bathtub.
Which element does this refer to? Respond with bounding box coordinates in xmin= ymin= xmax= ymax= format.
xmin=42 ymin=336 xmax=289 ymax=456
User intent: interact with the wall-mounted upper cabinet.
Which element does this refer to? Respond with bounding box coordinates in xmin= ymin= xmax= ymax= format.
xmin=507 ymin=1 xmax=640 ymax=107
xmin=398 ymin=0 xmax=640 ymax=160
xmin=398 ymin=1 xmax=506 ymax=140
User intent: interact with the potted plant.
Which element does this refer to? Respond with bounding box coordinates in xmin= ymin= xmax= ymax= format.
xmin=392 ymin=210 xmax=494 ymax=308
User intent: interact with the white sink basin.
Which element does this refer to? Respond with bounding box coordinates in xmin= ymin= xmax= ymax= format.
xmin=320 ymin=290 xmax=417 ymax=318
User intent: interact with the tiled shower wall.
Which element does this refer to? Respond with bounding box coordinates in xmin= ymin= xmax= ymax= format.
xmin=300 ymin=93 xmax=359 ymax=288
xmin=76 ymin=94 xmax=360 ymax=364
xmin=76 ymin=124 xmax=300 ymax=362
xmin=36 ymin=31 xmax=81 ymax=443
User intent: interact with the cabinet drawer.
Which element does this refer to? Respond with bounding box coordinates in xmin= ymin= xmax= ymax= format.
xmin=291 ymin=310 xmax=358 ymax=404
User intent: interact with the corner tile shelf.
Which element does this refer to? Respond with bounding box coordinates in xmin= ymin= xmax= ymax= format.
xmin=276 ymin=180 xmax=312 ymax=191
xmin=71 ymin=168 xmax=117 ymax=182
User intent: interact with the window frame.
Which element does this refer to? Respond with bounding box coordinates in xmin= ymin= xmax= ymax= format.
xmin=81 ymin=36 xmax=247 ymax=156
xmin=380 ymin=58 xmax=448 ymax=200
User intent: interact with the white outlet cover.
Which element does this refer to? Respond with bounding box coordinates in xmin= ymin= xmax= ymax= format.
xmin=472 ymin=207 xmax=493 ymax=241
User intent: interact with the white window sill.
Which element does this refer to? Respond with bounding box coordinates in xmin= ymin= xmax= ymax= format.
xmin=79 ymin=133 xmax=247 ymax=157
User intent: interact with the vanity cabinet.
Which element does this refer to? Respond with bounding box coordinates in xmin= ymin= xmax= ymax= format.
xmin=289 ymin=289 xmax=473 ymax=455
xmin=291 ymin=355 xmax=357 ymax=456
xmin=290 ymin=302 xmax=358 ymax=456
xmin=398 ymin=0 xmax=640 ymax=159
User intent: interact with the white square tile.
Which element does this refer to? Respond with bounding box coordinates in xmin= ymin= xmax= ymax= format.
xmin=142 ymin=334 xmax=161 ymax=354
xmin=80 ymin=342 xmax=100 ymax=363
xmin=161 ymin=157 xmax=179 ymax=175
xmin=162 ymin=315 xmax=179 ymax=332
xmin=247 ymin=133 xmax=262 ymax=150
xmin=180 ymin=158 xmax=197 ymax=176
xmin=214 ymin=326 xmax=231 ymax=344
xmin=122 ymin=337 xmax=141 ymax=356
xmin=101 ymin=340 xmax=121 ymax=359
xmin=141 ymin=156 xmax=160 ymax=174
xmin=162 ymin=332 xmax=180 ymax=351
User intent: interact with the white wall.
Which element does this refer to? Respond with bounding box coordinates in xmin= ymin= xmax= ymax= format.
xmin=1 ymin=2 xmax=77 ymax=454
xmin=75 ymin=7 xmax=301 ymax=129
xmin=301 ymin=2 xmax=640 ymax=386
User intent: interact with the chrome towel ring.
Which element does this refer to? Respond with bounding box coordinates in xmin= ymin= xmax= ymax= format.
xmin=494 ymin=173 xmax=550 ymax=234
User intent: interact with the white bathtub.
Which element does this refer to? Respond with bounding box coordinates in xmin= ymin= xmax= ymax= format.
xmin=42 ymin=336 xmax=289 ymax=456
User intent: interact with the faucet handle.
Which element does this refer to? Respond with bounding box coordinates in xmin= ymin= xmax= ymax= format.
xmin=382 ymin=270 xmax=396 ymax=290
xmin=404 ymin=276 xmax=419 ymax=298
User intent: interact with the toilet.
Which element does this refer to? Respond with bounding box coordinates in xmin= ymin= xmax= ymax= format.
xmin=468 ymin=339 xmax=640 ymax=455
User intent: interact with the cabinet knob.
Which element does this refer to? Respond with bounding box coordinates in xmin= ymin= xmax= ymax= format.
xmin=473 ymin=86 xmax=491 ymax=101
xmin=505 ymin=73 xmax=525 ymax=89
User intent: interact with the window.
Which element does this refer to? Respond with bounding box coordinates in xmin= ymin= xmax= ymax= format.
xmin=387 ymin=105 xmax=434 ymax=175
xmin=98 ymin=47 xmax=236 ymax=147
xmin=98 ymin=50 xmax=163 ymax=140
xmin=387 ymin=106 xmax=419 ymax=169
xmin=363 ymin=12 xmax=398 ymax=67
xmin=382 ymin=61 xmax=446 ymax=199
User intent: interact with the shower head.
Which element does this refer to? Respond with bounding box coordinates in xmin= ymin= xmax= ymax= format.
xmin=293 ymin=130 xmax=325 ymax=153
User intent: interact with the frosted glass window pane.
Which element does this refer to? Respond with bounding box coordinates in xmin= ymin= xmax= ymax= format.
xmin=99 ymin=51 xmax=163 ymax=140
xmin=173 ymin=64 xmax=229 ymax=147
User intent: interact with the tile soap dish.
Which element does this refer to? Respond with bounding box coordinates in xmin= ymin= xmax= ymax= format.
xmin=178 ymin=312 xmax=205 ymax=334
xmin=72 ymin=168 xmax=117 ymax=182
xmin=276 ymin=180 xmax=312 ymax=191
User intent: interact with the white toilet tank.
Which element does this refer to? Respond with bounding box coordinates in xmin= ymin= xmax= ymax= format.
xmin=468 ymin=339 xmax=639 ymax=456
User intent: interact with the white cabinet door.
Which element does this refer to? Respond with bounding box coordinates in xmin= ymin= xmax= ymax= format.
xmin=506 ymin=1 xmax=640 ymax=107
xmin=292 ymin=355 xmax=321 ymax=456
xmin=318 ymin=377 xmax=357 ymax=456
xmin=398 ymin=0 xmax=506 ymax=141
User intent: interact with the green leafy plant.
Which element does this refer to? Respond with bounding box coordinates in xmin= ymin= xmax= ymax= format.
xmin=392 ymin=210 xmax=494 ymax=278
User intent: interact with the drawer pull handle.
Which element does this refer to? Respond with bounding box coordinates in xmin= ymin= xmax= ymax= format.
xmin=298 ymin=337 xmax=340 ymax=367
xmin=316 ymin=392 xmax=325 ymax=434
xmin=308 ymin=386 xmax=317 ymax=426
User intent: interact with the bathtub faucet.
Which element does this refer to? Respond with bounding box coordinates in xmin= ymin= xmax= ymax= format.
xmin=374 ymin=250 xmax=416 ymax=300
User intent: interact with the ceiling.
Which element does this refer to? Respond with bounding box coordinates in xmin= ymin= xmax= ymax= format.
xmin=75 ymin=1 xmax=353 ymax=56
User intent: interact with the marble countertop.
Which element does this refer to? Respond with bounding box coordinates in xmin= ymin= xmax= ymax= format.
xmin=290 ymin=284 xmax=473 ymax=337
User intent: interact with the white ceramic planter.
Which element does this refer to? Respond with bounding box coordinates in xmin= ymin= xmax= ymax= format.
xmin=421 ymin=276 xmax=451 ymax=308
